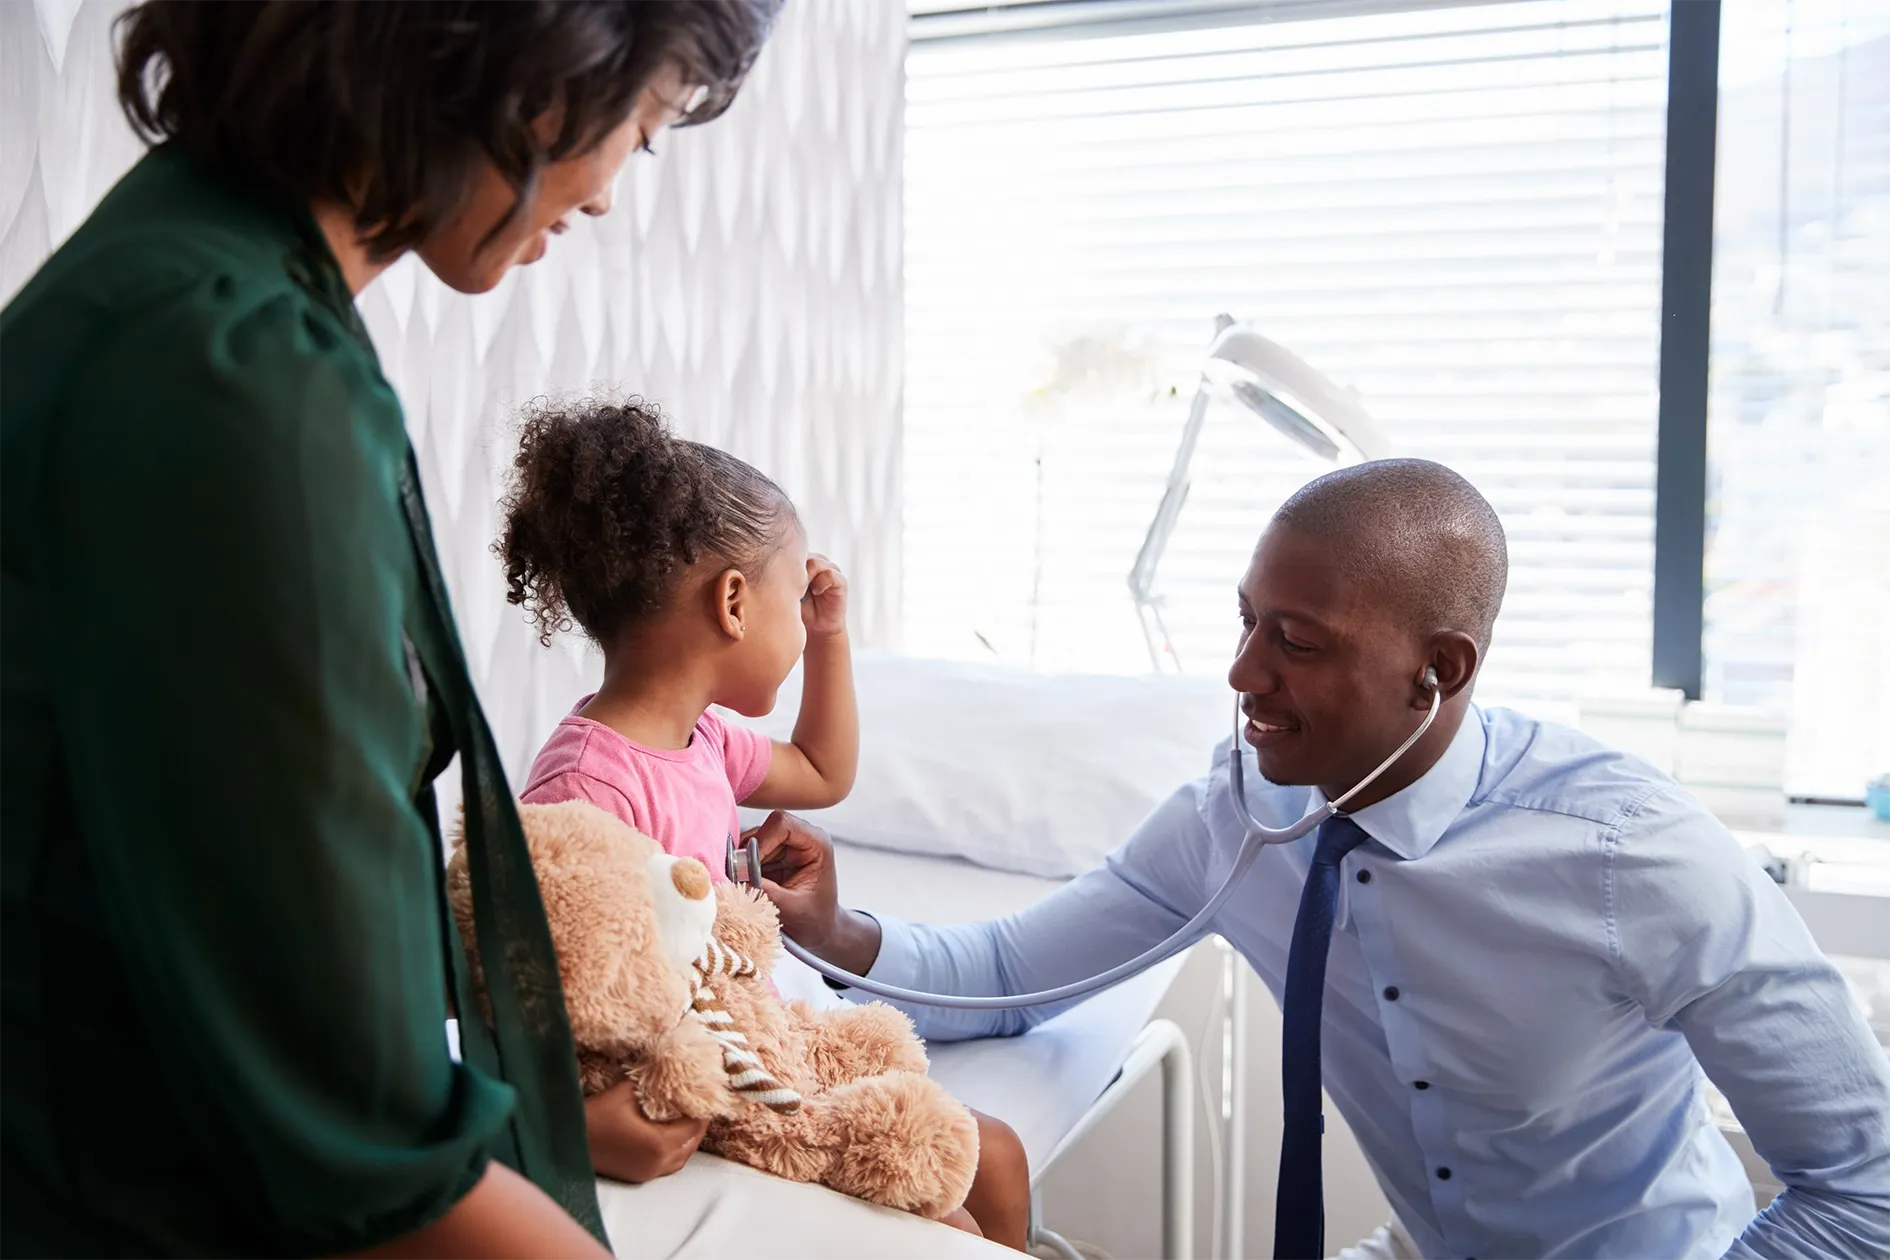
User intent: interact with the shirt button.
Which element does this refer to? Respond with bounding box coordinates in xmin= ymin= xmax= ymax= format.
xmin=1357 ymin=869 xmax=1372 ymax=884
xmin=1414 ymin=1080 xmax=1430 ymax=1090
xmin=1436 ymin=1167 xmax=1452 ymax=1180
xmin=1384 ymin=986 xmax=1401 ymax=1001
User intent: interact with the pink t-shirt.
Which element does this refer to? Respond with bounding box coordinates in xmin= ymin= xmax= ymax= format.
xmin=520 ymin=698 xmax=773 ymax=880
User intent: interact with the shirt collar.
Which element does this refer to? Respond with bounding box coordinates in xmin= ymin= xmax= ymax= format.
xmin=1316 ymin=706 xmax=1487 ymax=861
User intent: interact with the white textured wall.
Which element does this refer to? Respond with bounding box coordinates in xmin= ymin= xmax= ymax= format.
xmin=2 ymin=0 xmax=906 ymax=784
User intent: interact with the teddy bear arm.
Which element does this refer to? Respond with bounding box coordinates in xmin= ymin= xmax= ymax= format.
xmin=814 ymin=1073 xmax=979 ymax=1220
xmin=705 ymin=1102 xmax=837 ymax=1187
xmin=791 ymin=999 xmax=931 ymax=1086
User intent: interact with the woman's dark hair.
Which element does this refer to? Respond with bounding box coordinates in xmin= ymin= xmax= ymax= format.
xmin=499 ymin=398 xmax=796 ymax=646
xmin=115 ymin=0 xmax=782 ymax=257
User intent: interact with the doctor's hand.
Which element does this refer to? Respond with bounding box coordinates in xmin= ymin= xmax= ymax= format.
xmin=742 ymin=811 xmax=882 ymax=976
xmin=585 ymin=1078 xmax=708 ymax=1184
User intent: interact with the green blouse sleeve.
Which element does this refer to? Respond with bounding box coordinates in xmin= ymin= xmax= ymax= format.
xmin=38 ymin=275 xmax=515 ymax=1252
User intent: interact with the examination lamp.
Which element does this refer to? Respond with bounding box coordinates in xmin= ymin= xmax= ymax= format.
xmin=1127 ymin=314 xmax=1387 ymax=670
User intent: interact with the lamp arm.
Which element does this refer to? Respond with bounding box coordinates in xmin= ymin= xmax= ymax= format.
xmin=1128 ymin=375 xmax=1214 ymax=670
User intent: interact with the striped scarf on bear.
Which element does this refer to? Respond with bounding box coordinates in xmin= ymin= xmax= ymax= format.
xmin=688 ymin=937 xmax=802 ymax=1114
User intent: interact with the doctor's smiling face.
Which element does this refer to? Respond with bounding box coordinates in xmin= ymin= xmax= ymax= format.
xmin=1232 ymin=525 xmax=1429 ymax=797
xmin=1229 ymin=460 xmax=1507 ymax=812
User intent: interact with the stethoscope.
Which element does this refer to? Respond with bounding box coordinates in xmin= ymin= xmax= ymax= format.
xmin=730 ymin=670 xmax=1443 ymax=1009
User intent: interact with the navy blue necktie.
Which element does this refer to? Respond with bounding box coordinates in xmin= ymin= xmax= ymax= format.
xmin=1274 ymin=814 xmax=1370 ymax=1260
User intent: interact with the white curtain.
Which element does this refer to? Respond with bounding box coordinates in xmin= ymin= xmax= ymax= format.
xmin=2 ymin=0 xmax=907 ymax=786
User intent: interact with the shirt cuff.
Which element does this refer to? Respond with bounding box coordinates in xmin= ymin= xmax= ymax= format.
xmin=861 ymin=911 xmax=925 ymax=988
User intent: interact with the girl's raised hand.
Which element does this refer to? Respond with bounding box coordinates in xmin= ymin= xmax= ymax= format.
xmin=801 ymin=554 xmax=848 ymax=638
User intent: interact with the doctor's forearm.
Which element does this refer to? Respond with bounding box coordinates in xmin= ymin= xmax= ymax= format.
xmin=1722 ymin=1186 xmax=1890 ymax=1260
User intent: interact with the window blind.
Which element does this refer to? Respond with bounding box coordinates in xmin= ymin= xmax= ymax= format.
xmin=903 ymin=0 xmax=1670 ymax=720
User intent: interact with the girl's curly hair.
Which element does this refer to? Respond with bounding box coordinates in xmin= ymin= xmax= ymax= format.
xmin=497 ymin=398 xmax=794 ymax=647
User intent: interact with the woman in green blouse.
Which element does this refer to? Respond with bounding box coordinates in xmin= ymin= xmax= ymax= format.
xmin=0 ymin=3 xmax=778 ymax=1255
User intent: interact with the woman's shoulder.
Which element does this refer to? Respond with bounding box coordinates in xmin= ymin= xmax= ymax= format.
xmin=4 ymin=151 xmax=390 ymax=450
xmin=1 ymin=164 xmax=411 ymax=586
xmin=16 ymin=243 xmax=373 ymax=397
xmin=8 ymin=276 xmax=401 ymax=519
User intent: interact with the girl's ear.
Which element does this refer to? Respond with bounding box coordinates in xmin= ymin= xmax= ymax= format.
xmin=714 ymin=568 xmax=747 ymax=642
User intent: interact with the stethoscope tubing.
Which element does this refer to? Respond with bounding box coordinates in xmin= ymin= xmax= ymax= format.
xmin=742 ymin=687 xmax=1442 ymax=1009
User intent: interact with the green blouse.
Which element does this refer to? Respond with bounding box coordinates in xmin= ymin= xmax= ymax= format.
xmin=0 ymin=149 xmax=603 ymax=1255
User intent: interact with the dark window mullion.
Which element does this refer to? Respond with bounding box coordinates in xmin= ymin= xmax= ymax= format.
xmin=1652 ymin=0 xmax=1720 ymax=700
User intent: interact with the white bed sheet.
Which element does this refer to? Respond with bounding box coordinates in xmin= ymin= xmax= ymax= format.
xmin=812 ymin=841 xmax=1190 ymax=1173
xmin=599 ymin=1154 xmax=1009 ymax=1257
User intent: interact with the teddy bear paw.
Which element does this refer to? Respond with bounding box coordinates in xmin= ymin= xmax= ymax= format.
xmin=814 ymin=1073 xmax=980 ymax=1219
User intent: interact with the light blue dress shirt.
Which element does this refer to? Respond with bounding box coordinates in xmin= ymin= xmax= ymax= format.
xmin=866 ymin=706 xmax=1890 ymax=1259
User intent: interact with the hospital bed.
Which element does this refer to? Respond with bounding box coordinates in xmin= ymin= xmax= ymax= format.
xmin=600 ymin=841 xmax=1195 ymax=1259
xmin=828 ymin=842 xmax=1195 ymax=1260
xmin=597 ymin=654 xmax=1235 ymax=1258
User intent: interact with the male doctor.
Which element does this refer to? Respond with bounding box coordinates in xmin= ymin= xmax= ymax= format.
xmin=750 ymin=460 xmax=1890 ymax=1259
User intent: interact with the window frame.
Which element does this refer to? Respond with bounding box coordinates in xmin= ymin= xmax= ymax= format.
xmin=911 ymin=0 xmax=1873 ymax=806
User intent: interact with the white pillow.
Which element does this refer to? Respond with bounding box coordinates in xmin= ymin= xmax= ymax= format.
xmin=730 ymin=653 xmax=1232 ymax=879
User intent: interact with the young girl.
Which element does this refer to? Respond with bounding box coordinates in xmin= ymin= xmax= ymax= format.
xmin=498 ymin=397 xmax=1030 ymax=1249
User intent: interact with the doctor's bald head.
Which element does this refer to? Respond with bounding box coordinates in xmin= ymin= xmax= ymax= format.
xmin=1272 ymin=458 xmax=1508 ymax=655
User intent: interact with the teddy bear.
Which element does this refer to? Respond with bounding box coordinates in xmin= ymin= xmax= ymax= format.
xmin=446 ymin=799 xmax=980 ymax=1220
